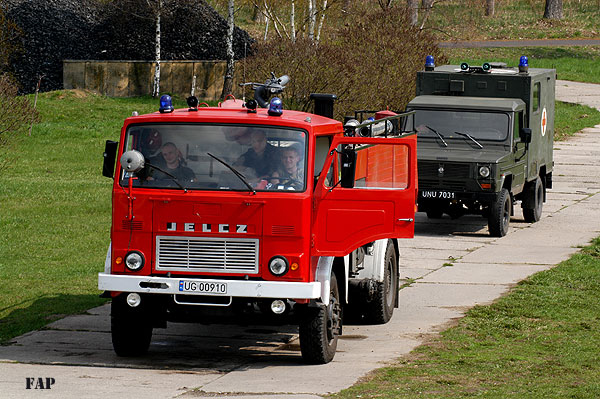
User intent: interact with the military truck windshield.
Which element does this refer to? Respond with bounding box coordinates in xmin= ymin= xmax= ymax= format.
xmin=120 ymin=124 xmax=307 ymax=192
xmin=414 ymin=109 xmax=509 ymax=142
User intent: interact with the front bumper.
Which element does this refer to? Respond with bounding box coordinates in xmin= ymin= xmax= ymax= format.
xmin=98 ymin=273 xmax=322 ymax=299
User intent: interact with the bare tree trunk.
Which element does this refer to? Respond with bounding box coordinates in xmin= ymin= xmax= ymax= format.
xmin=221 ymin=0 xmax=235 ymax=100
xmin=152 ymin=0 xmax=162 ymax=98
xmin=407 ymin=0 xmax=418 ymax=26
xmin=485 ymin=0 xmax=495 ymax=16
xmin=253 ymin=1 xmax=266 ymax=23
xmin=291 ymin=0 xmax=296 ymax=42
xmin=543 ymin=0 xmax=563 ymax=19
xmin=308 ymin=0 xmax=316 ymax=42
xmin=315 ymin=0 xmax=327 ymax=45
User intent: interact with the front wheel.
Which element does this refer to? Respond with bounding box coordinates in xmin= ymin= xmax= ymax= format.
xmin=111 ymin=294 xmax=153 ymax=357
xmin=488 ymin=188 xmax=511 ymax=237
xmin=299 ymin=273 xmax=342 ymax=364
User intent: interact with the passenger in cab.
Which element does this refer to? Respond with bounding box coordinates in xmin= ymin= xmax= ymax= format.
xmin=271 ymin=145 xmax=304 ymax=190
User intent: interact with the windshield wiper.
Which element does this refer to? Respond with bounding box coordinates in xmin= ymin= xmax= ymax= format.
xmin=454 ymin=131 xmax=484 ymax=149
xmin=207 ymin=152 xmax=256 ymax=195
xmin=145 ymin=163 xmax=188 ymax=192
xmin=424 ymin=125 xmax=448 ymax=147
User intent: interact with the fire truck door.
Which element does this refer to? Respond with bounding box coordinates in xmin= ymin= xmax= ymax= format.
xmin=312 ymin=135 xmax=417 ymax=257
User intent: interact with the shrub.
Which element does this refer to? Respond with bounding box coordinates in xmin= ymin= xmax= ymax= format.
xmin=244 ymin=6 xmax=446 ymax=119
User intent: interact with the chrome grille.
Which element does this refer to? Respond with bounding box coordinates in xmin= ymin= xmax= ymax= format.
xmin=156 ymin=236 xmax=259 ymax=273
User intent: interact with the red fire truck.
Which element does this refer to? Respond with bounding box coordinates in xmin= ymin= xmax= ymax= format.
xmin=99 ymin=75 xmax=418 ymax=364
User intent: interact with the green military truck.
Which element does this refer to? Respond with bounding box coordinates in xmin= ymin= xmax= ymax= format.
xmin=407 ymin=57 xmax=555 ymax=236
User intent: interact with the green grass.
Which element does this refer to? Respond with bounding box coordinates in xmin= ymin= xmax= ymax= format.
xmin=555 ymin=101 xmax=600 ymax=140
xmin=0 ymin=91 xmax=187 ymax=343
xmin=332 ymin=237 xmax=600 ymax=398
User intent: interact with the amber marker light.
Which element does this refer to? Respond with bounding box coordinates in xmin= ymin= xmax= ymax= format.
xmin=291 ymin=262 xmax=299 ymax=271
xmin=481 ymin=183 xmax=492 ymax=189
xmin=115 ymin=257 xmax=123 ymax=265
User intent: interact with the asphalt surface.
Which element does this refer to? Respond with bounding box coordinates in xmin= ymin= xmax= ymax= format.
xmin=1 ymin=81 xmax=599 ymax=399
xmin=439 ymin=38 xmax=600 ymax=48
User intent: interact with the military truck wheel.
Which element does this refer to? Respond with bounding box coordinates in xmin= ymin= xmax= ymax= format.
xmin=364 ymin=240 xmax=398 ymax=324
xmin=523 ymin=177 xmax=544 ymax=223
xmin=426 ymin=208 xmax=444 ymax=219
xmin=111 ymin=294 xmax=153 ymax=357
xmin=299 ymin=273 xmax=341 ymax=364
xmin=488 ymin=188 xmax=511 ymax=237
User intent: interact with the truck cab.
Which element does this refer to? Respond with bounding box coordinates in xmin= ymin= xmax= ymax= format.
xmin=99 ymin=82 xmax=417 ymax=364
xmin=408 ymin=58 xmax=555 ymax=236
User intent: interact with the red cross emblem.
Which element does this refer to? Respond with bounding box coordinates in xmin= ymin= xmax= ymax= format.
xmin=541 ymin=107 xmax=547 ymax=137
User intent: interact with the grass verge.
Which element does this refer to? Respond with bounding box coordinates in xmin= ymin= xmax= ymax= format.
xmin=332 ymin=237 xmax=600 ymax=398
xmin=0 ymin=91 xmax=186 ymax=343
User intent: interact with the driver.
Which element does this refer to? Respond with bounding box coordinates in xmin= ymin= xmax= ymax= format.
xmin=149 ymin=142 xmax=196 ymax=182
xmin=271 ymin=145 xmax=303 ymax=189
xmin=235 ymin=129 xmax=279 ymax=178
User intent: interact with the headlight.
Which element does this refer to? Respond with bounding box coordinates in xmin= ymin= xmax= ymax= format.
xmin=479 ymin=166 xmax=491 ymax=178
xmin=125 ymin=251 xmax=145 ymax=271
xmin=268 ymin=256 xmax=289 ymax=276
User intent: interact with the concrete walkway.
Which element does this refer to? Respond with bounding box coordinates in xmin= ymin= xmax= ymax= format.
xmin=0 ymin=81 xmax=599 ymax=399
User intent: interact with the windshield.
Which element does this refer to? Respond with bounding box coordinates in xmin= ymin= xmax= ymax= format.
xmin=413 ymin=109 xmax=510 ymax=142
xmin=120 ymin=124 xmax=307 ymax=192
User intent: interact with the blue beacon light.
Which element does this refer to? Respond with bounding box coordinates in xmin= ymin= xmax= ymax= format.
xmin=268 ymin=97 xmax=283 ymax=116
xmin=519 ymin=56 xmax=529 ymax=73
xmin=159 ymin=94 xmax=174 ymax=113
xmin=425 ymin=55 xmax=435 ymax=71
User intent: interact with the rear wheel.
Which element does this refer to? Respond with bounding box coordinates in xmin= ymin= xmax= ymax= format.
xmin=523 ymin=177 xmax=544 ymax=223
xmin=364 ymin=240 xmax=398 ymax=324
xmin=426 ymin=208 xmax=444 ymax=219
xmin=111 ymin=294 xmax=153 ymax=357
xmin=299 ymin=273 xmax=342 ymax=364
xmin=488 ymin=188 xmax=511 ymax=237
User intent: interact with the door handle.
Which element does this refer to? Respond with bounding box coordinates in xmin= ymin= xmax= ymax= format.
xmin=397 ymin=218 xmax=414 ymax=222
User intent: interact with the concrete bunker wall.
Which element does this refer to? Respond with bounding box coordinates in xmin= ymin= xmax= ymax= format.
xmin=63 ymin=60 xmax=240 ymax=100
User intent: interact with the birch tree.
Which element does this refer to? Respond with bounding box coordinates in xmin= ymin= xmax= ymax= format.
xmin=151 ymin=0 xmax=163 ymax=98
xmin=220 ymin=0 xmax=235 ymax=100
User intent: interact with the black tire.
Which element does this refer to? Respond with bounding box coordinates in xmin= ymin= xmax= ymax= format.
xmin=523 ymin=177 xmax=544 ymax=223
xmin=426 ymin=208 xmax=444 ymax=219
xmin=111 ymin=295 xmax=153 ymax=357
xmin=299 ymin=273 xmax=342 ymax=364
xmin=364 ymin=241 xmax=398 ymax=324
xmin=488 ymin=188 xmax=511 ymax=237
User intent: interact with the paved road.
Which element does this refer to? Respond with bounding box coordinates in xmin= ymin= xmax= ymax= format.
xmin=1 ymin=82 xmax=600 ymax=399
xmin=439 ymin=38 xmax=600 ymax=48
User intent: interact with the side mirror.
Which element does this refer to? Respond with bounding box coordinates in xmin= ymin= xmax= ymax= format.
xmin=340 ymin=146 xmax=356 ymax=188
xmin=102 ymin=140 xmax=119 ymax=178
xmin=520 ymin=128 xmax=532 ymax=144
